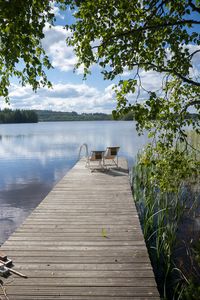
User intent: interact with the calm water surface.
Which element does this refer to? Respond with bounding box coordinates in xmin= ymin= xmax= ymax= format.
xmin=0 ymin=121 xmax=149 ymax=244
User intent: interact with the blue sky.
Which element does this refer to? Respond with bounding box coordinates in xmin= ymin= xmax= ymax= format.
xmin=1 ymin=4 xmax=199 ymax=113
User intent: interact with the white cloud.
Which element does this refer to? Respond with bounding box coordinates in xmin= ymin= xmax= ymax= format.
xmin=187 ymin=44 xmax=200 ymax=80
xmin=0 ymin=71 xmax=163 ymax=113
xmin=48 ymin=41 xmax=77 ymax=72
xmin=42 ymin=24 xmax=84 ymax=74
xmin=139 ymin=70 xmax=164 ymax=91
xmin=51 ymin=4 xmax=64 ymax=20
xmin=42 ymin=24 xmax=69 ymax=49
xmin=120 ymin=67 xmax=134 ymax=77
xmin=0 ymin=82 xmax=116 ymax=114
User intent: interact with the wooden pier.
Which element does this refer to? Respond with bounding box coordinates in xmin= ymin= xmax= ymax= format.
xmin=0 ymin=158 xmax=159 ymax=299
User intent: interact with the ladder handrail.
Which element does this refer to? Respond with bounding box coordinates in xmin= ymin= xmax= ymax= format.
xmin=78 ymin=143 xmax=89 ymax=161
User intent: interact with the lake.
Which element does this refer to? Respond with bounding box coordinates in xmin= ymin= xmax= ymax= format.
xmin=0 ymin=121 xmax=149 ymax=244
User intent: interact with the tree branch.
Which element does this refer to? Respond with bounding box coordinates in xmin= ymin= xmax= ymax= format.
xmin=144 ymin=62 xmax=200 ymax=86
xmin=182 ymin=100 xmax=200 ymax=112
xmin=189 ymin=49 xmax=200 ymax=59
xmin=102 ymin=60 xmax=200 ymax=86
xmin=188 ymin=0 xmax=200 ymax=13
xmin=92 ymin=19 xmax=200 ymax=51
xmin=173 ymin=71 xmax=200 ymax=86
xmin=121 ymin=19 xmax=200 ymax=36
xmin=145 ymin=0 xmax=168 ymax=19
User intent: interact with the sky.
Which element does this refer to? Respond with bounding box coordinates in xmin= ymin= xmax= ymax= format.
xmin=0 ymin=4 xmax=200 ymax=114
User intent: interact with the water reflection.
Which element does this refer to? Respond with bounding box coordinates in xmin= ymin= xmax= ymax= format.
xmin=0 ymin=121 xmax=149 ymax=244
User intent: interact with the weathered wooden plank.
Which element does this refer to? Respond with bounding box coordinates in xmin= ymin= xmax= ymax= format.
xmin=8 ymin=256 xmax=151 ymax=264
xmin=2 ymin=247 xmax=147 ymax=253
xmin=16 ymin=225 xmax=139 ymax=230
xmin=9 ymin=269 xmax=155 ymax=278
xmin=18 ymin=224 xmax=140 ymax=229
xmin=0 ymin=284 xmax=159 ymax=299
xmin=30 ymin=212 xmax=136 ymax=216
xmin=16 ymin=225 xmax=140 ymax=231
xmin=0 ymin=286 xmax=159 ymax=297
xmin=9 ymin=231 xmax=142 ymax=236
xmin=4 ymin=297 xmax=160 ymax=300
xmin=4 ymin=241 xmax=145 ymax=246
xmin=8 ymin=235 xmax=142 ymax=241
xmin=24 ymin=216 xmax=140 ymax=221
xmin=12 ymin=263 xmax=153 ymax=271
xmin=2 ymin=277 xmax=156 ymax=286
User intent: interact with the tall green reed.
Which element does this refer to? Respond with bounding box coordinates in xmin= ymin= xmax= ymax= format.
xmin=132 ymin=142 xmax=200 ymax=299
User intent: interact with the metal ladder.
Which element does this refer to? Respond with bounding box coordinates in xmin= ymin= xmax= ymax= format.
xmin=78 ymin=143 xmax=89 ymax=166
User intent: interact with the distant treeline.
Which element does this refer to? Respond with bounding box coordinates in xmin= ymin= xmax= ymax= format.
xmin=0 ymin=109 xmax=136 ymax=124
xmin=0 ymin=109 xmax=38 ymax=124
xmin=1 ymin=109 xmax=196 ymax=123
xmin=35 ymin=110 xmax=113 ymax=121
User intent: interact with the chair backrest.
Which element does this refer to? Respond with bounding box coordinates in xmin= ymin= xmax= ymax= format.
xmin=90 ymin=151 xmax=104 ymax=161
xmin=104 ymin=147 xmax=120 ymax=159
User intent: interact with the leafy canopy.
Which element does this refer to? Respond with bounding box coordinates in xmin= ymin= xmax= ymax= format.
xmin=65 ymin=0 xmax=200 ymax=144
xmin=0 ymin=0 xmax=53 ymax=101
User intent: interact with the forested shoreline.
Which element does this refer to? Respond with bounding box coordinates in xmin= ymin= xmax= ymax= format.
xmin=0 ymin=109 xmax=113 ymax=123
xmin=0 ymin=109 xmax=197 ymax=124
xmin=0 ymin=109 xmax=38 ymax=123
xmin=35 ymin=110 xmax=112 ymax=121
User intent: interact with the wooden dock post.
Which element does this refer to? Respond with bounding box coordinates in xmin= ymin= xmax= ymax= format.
xmin=0 ymin=158 xmax=160 ymax=299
